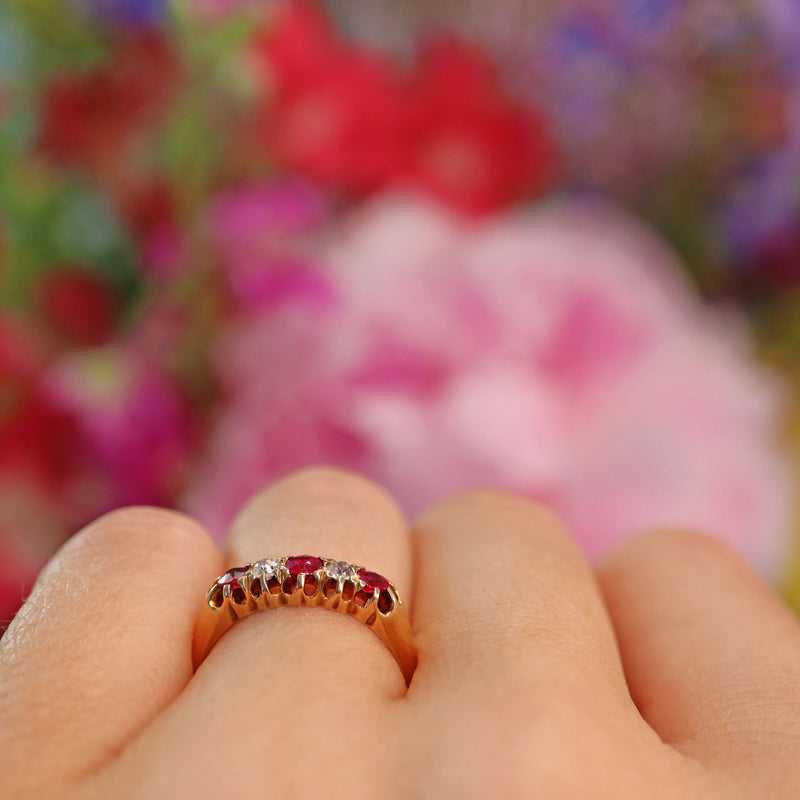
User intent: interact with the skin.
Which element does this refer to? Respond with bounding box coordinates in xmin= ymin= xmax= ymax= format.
xmin=1 ymin=466 xmax=799 ymax=799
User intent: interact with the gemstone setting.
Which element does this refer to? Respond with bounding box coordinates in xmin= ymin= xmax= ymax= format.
xmin=358 ymin=570 xmax=390 ymax=592
xmin=251 ymin=558 xmax=278 ymax=580
xmin=286 ymin=555 xmax=324 ymax=575
xmin=216 ymin=567 xmax=247 ymax=604
xmin=209 ymin=557 xmax=398 ymax=614
xmin=218 ymin=568 xmax=246 ymax=590
xmin=325 ymin=560 xmax=357 ymax=580
xmin=198 ymin=555 xmax=414 ymax=685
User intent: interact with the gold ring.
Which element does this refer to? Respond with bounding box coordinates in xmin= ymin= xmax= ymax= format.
xmin=192 ymin=555 xmax=417 ymax=685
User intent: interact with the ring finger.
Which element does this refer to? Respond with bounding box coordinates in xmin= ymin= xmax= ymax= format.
xmin=210 ymin=465 xmax=413 ymax=697
xmin=89 ymin=468 xmax=413 ymax=797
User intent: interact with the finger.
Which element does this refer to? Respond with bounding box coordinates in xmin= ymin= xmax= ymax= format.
xmin=204 ymin=467 xmax=412 ymax=696
xmin=410 ymin=491 xmax=630 ymax=704
xmin=598 ymin=531 xmax=800 ymax=789
xmin=91 ymin=468 xmax=412 ymax=797
xmin=0 ymin=507 xmax=222 ymax=793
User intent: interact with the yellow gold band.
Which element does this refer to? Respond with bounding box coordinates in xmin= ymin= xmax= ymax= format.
xmin=192 ymin=555 xmax=416 ymax=685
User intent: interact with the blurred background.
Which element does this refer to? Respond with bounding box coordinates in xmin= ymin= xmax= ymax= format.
xmin=1 ymin=0 xmax=799 ymax=629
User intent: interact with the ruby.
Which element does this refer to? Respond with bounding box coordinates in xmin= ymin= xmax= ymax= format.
xmin=358 ymin=570 xmax=390 ymax=592
xmin=218 ymin=568 xmax=246 ymax=590
xmin=286 ymin=555 xmax=323 ymax=576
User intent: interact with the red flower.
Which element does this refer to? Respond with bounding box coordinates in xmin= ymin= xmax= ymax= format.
xmin=761 ymin=227 xmax=800 ymax=284
xmin=120 ymin=180 xmax=188 ymax=276
xmin=38 ymin=267 xmax=119 ymax=347
xmin=123 ymin=179 xmax=176 ymax=238
xmin=38 ymin=33 xmax=179 ymax=175
xmin=254 ymin=2 xmax=557 ymax=213
xmin=254 ymin=1 xmax=404 ymax=193
xmin=398 ymin=38 xmax=557 ymax=214
xmin=0 ymin=322 xmax=90 ymax=629
xmin=0 ymin=319 xmax=83 ymax=495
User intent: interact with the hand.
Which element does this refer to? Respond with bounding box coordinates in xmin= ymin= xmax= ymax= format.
xmin=2 ymin=468 xmax=799 ymax=799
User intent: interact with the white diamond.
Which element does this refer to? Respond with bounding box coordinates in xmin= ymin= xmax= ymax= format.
xmin=251 ymin=558 xmax=278 ymax=580
xmin=326 ymin=560 xmax=357 ymax=580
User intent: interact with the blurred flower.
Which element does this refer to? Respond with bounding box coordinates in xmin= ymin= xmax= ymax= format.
xmin=753 ymin=226 xmax=800 ymax=287
xmin=0 ymin=0 xmax=798 ymax=627
xmin=207 ymin=179 xmax=330 ymax=307
xmin=82 ymin=0 xmax=168 ymax=29
xmin=121 ymin=180 xmax=189 ymax=277
xmin=0 ymin=301 xmax=204 ymax=625
xmin=254 ymin=1 xmax=406 ymax=193
xmin=37 ymin=267 xmax=119 ymax=346
xmin=255 ymin=1 xmax=555 ymax=212
xmin=330 ymin=0 xmax=800 ymax=284
xmin=43 ymin=346 xmax=195 ymax=509
xmin=38 ymin=32 xmax=179 ymax=176
xmin=187 ymin=0 xmax=264 ymax=21
xmin=397 ymin=37 xmax=557 ymax=213
xmin=185 ymin=196 xmax=793 ymax=575
xmin=0 ymin=318 xmax=83 ymax=506
xmin=0 ymin=315 xmax=88 ymax=608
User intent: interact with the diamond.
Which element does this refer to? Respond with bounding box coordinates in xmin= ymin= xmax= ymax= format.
xmin=285 ymin=555 xmax=323 ymax=576
xmin=358 ymin=570 xmax=390 ymax=592
xmin=326 ymin=560 xmax=357 ymax=580
xmin=251 ymin=558 xmax=278 ymax=580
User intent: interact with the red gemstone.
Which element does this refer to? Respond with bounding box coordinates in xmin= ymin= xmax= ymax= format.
xmin=218 ymin=568 xmax=246 ymax=589
xmin=358 ymin=570 xmax=390 ymax=591
xmin=286 ymin=555 xmax=323 ymax=576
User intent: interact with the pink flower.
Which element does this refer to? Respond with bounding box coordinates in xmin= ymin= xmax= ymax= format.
xmin=0 ymin=312 xmax=197 ymax=625
xmin=43 ymin=346 xmax=194 ymax=510
xmin=207 ymin=180 xmax=331 ymax=308
xmin=0 ymin=316 xmax=94 ymax=625
xmin=184 ymin=195 xmax=794 ymax=576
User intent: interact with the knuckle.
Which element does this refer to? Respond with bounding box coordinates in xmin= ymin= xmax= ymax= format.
xmin=246 ymin=465 xmax=404 ymax=520
xmin=66 ymin=506 xmax=211 ymax=569
xmin=285 ymin=465 xmax=395 ymax=501
xmin=606 ymin=528 xmax=748 ymax=577
xmin=419 ymin=489 xmax=570 ymax=540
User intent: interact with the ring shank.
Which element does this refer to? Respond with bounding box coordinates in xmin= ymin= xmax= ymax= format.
xmin=192 ymin=560 xmax=417 ymax=685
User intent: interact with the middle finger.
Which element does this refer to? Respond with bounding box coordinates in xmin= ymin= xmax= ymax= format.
xmin=410 ymin=490 xmax=630 ymax=703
